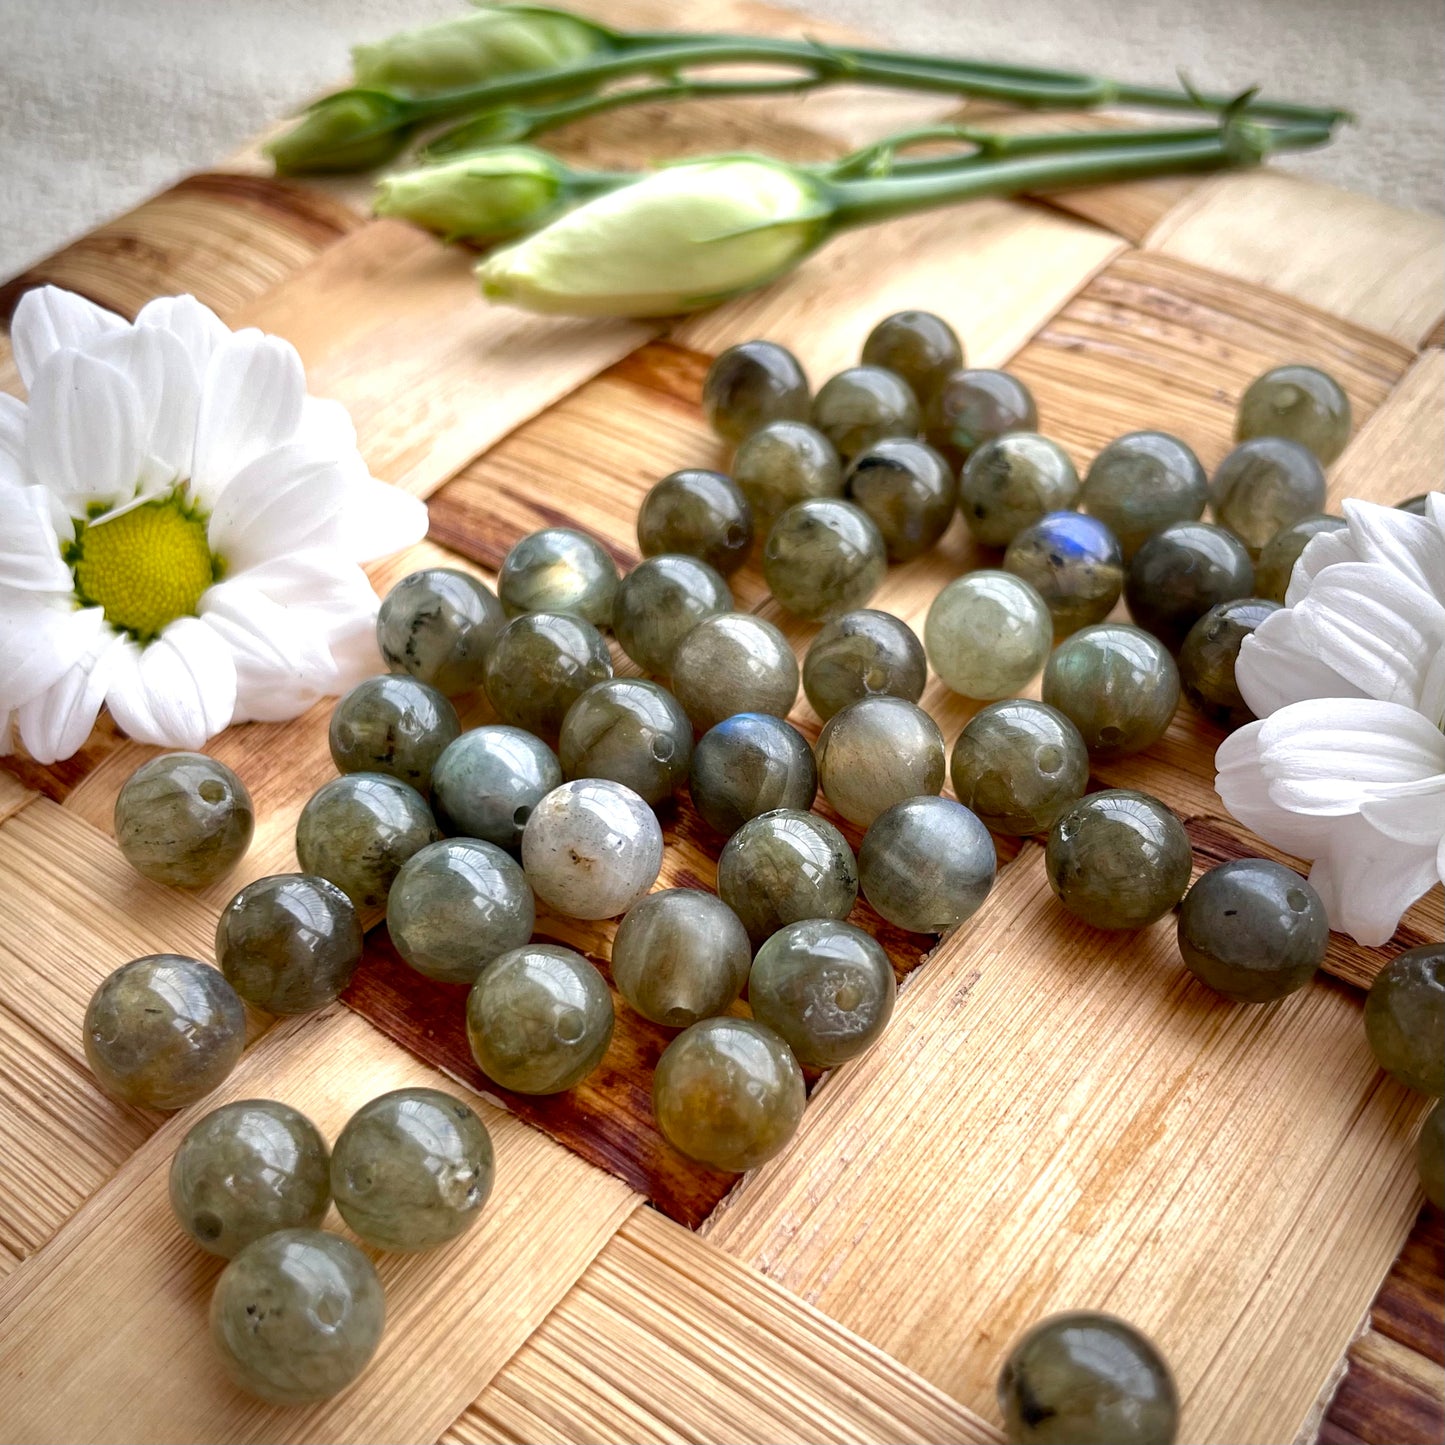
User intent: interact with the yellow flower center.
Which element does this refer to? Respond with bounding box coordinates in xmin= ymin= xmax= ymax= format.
xmin=68 ymin=492 xmax=219 ymax=642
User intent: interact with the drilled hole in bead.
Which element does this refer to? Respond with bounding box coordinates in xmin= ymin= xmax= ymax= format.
xmin=193 ymin=1210 xmax=223 ymax=1242
xmin=199 ymin=780 xmax=226 ymax=804
xmin=1098 ymin=725 xmax=1124 ymax=747
xmin=650 ymin=736 xmax=675 ymax=763
xmin=664 ymin=1006 xmax=694 ymax=1028
xmin=1036 ymin=744 xmax=1064 ymax=774
xmin=1286 ymin=889 xmax=1310 ymax=913
xmin=346 ymin=1166 xmax=374 ymax=1195
xmin=311 ymin=1293 xmax=344 ymax=1328
xmin=863 ymin=664 xmax=889 ymax=692
xmin=556 ymin=1008 xmax=585 ymax=1043
xmin=834 ymin=983 xmax=862 ymax=1011
xmin=513 ymin=805 xmax=531 ymax=828
xmin=725 ymin=523 xmax=747 ymax=547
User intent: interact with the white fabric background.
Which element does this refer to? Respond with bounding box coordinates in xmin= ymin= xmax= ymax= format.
xmin=3 ymin=0 xmax=1443 ymax=280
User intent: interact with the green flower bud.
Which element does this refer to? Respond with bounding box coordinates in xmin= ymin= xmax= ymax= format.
xmin=421 ymin=108 xmax=538 ymax=160
xmin=266 ymin=90 xmax=412 ymax=175
xmin=476 ymin=157 xmax=834 ymax=317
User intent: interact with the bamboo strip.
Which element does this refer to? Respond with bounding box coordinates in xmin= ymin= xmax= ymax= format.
xmin=1320 ymin=1328 xmax=1445 ymax=1445
xmin=0 ymin=772 xmax=34 ymax=825
xmin=1327 ymin=350 xmax=1445 ymax=508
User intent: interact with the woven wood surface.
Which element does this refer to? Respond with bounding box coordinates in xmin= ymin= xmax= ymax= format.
xmin=0 ymin=0 xmax=1442 ymax=1441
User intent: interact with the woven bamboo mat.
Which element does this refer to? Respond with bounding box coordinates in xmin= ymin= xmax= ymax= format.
xmin=0 ymin=1 xmax=1442 ymax=1441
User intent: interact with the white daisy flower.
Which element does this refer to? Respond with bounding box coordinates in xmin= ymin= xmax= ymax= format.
xmin=0 ymin=286 xmax=428 ymax=763
xmin=1215 ymin=493 xmax=1445 ymax=946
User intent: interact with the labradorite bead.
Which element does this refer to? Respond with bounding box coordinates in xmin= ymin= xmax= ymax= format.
xmin=1236 ymin=363 xmax=1351 ymax=464
xmin=811 ymin=365 xmax=921 ymax=463
xmin=1177 ymin=859 xmax=1328 ymax=1002
xmin=950 ymin=699 xmax=1090 ymax=836
xmin=702 ymin=339 xmax=810 ymax=444
xmin=114 ymin=753 xmax=254 ymax=889
xmin=611 ymin=889 xmax=752 ymax=1027
xmin=670 ymin=612 xmax=799 ymax=731
xmin=330 ymin=1087 xmax=493 ymax=1252
xmin=295 ymin=773 xmax=439 ymax=911
xmin=652 ymin=1016 xmax=805 ymax=1171
xmin=613 ymin=554 xmax=732 ymax=675
xmin=328 ymin=674 xmax=460 ymax=793
xmin=1178 ymin=598 xmax=1279 ymax=729
xmin=430 ymin=726 xmax=561 ymax=850
xmin=858 ymin=795 xmax=996 ymax=933
xmin=84 ymin=955 xmax=246 ymax=1110
xmin=816 ymin=696 xmax=944 ymax=827
xmin=1081 ymin=432 xmax=1208 ymax=561
xmin=1124 ymin=521 xmax=1255 ymax=652
xmin=862 ymin=310 xmax=963 ymax=403
xmin=210 ymin=1229 xmax=384 ymax=1405
xmin=521 ymin=778 xmax=663 ymax=920
xmin=924 ymin=367 xmax=1038 ymax=466
xmin=1045 ymin=790 xmax=1192 ymax=930
xmin=1210 ymin=437 xmax=1327 ymax=555
xmin=925 ymin=570 xmax=1052 ymax=700
xmin=1397 ymin=494 xmax=1433 ymax=516
xmin=763 ymin=499 xmax=887 ymax=622
xmin=1042 ymin=624 xmax=1180 ymax=759
xmin=748 ymin=918 xmax=895 ymax=1067
xmin=377 ymin=567 xmax=505 ymax=695
xmin=559 ymin=678 xmax=693 ymax=805
xmin=1004 ymin=510 xmax=1124 ymax=638
xmin=998 ymin=1311 xmax=1179 ymax=1445
xmin=1365 ymin=944 xmax=1445 ymax=1096
xmin=689 ymin=712 xmax=817 ymax=837
xmin=846 ymin=437 xmax=957 ymax=561
xmin=483 ymin=611 xmax=613 ymax=740
xmin=169 ymin=1100 xmax=330 ymax=1257
xmin=466 ymin=943 xmax=614 ymax=1093
xmin=387 ymin=839 xmax=534 ymax=985
xmin=717 ymin=809 xmax=858 ymax=946
xmin=802 ymin=608 xmax=927 ymax=721
xmin=637 ymin=469 xmax=754 ymax=576
xmin=1419 ymin=1101 xmax=1444 ymax=1209
xmin=1253 ymin=514 xmax=1346 ymax=604
xmin=497 ymin=527 xmax=620 ymax=626
xmin=733 ymin=420 xmax=843 ymax=529
xmin=960 ymin=433 xmax=1081 ymax=549
xmin=216 ymin=874 xmax=362 ymax=1014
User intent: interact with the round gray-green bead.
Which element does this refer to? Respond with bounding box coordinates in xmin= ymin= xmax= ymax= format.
xmin=636 ymin=469 xmax=753 ymax=576
xmin=114 ymin=752 xmax=254 ymax=889
xmin=613 ymin=554 xmax=732 ymax=674
xmin=702 ymin=339 xmax=810 ymax=444
xmin=811 ymin=364 xmax=921 ymax=463
xmin=763 ymin=498 xmax=887 ymax=623
xmin=817 ymin=696 xmax=944 ymax=827
xmin=924 ymin=367 xmax=1037 ymax=466
xmin=1419 ymin=1101 xmax=1444 ymax=1209
xmin=430 ymin=725 xmax=561 ymax=850
xmin=1042 ymin=624 xmax=1180 ymax=759
xmin=1236 ymin=363 xmax=1351 ymax=464
xmin=559 ymin=678 xmax=693 ymax=805
xmin=497 ymin=526 xmax=620 ymax=626
xmin=377 ymin=567 xmax=504 ymax=695
xmin=733 ymin=419 xmax=843 ymax=530
xmin=483 ymin=611 xmax=612 ymax=740
xmin=802 ymin=608 xmax=926 ymax=721
xmin=1125 ymin=521 xmax=1255 ymax=653
xmin=1081 ymin=431 xmax=1208 ymax=560
xmin=670 ymin=612 xmax=798 ymax=732
xmin=845 ymin=437 xmax=957 ymax=562
xmin=862 ymin=310 xmax=963 ymax=404
xmin=1365 ymin=944 xmax=1445 ymax=1096
xmin=925 ymin=570 xmax=1052 ymax=700
xmin=1210 ymin=437 xmax=1327 ymax=555
xmin=1004 ymin=510 xmax=1124 ymax=638
xmin=169 ymin=1099 xmax=330 ymax=1257
xmin=328 ymin=674 xmax=460 ymax=793
xmin=859 ymin=796 xmax=996 ymax=933
xmin=1178 ymin=598 xmax=1279 ymax=730
xmin=960 ymin=432 xmax=1080 ymax=548
xmin=689 ymin=712 xmax=816 ymax=837
xmin=1253 ymin=514 xmax=1346 ymax=604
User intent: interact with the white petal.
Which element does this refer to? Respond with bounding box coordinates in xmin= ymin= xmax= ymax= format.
xmin=15 ymin=628 xmax=129 ymax=764
xmin=335 ymin=477 xmax=429 ymax=563
xmin=134 ymin=295 xmax=230 ymax=376
xmin=1214 ymin=721 xmax=1338 ymax=858
xmin=225 ymin=548 xmax=380 ymax=645
xmin=10 ymin=286 xmax=125 ymax=389
xmin=1235 ymin=608 xmax=1367 ymax=718
xmin=1334 ymin=498 xmax=1445 ymax=601
xmin=105 ymin=616 xmax=238 ymax=747
xmin=0 ymin=484 xmax=72 ymax=592
xmin=297 ymin=396 xmax=358 ymax=453
xmin=0 ymin=394 xmax=26 ymax=487
xmin=88 ymin=326 xmax=200 ymax=482
xmin=1306 ymin=815 xmax=1442 ymax=947
xmin=0 ymin=600 xmax=107 ymax=711
xmin=1360 ymin=778 xmax=1445 ymax=847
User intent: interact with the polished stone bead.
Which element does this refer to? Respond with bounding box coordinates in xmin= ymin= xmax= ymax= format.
xmin=330 ymin=1087 xmax=493 ymax=1252
xmin=559 ymin=678 xmax=693 ymax=805
xmin=763 ymin=498 xmax=887 ymax=622
xmin=1124 ymin=521 xmax=1255 ymax=653
xmin=1253 ymin=514 xmax=1346 ymax=604
xmin=702 ymin=339 xmax=810 ymax=443
xmin=1005 ymin=510 xmax=1125 ymax=638
xmin=296 ymin=773 xmax=439 ymax=910
xmin=637 ymin=469 xmax=754 ymax=576
xmin=377 ymin=567 xmax=505 ymax=695
xmin=733 ymin=419 xmax=843 ymax=529
xmin=466 ymin=943 xmax=614 ymax=1093
xmin=862 ymin=310 xmax=963 ymax=403
xmin=1365 ymin=944 xmax=1445 ymax=1096
xmin=497 ymin=527 xmax=620 ymax=626
xmin=521 ymin=778 xmax=663 ymax=919
xmin=845 ymin=437 xmax=957 ymax=561
xmin=169 ymin=1100 xmax=330 ymax=1257
xmin=858 ymin=795 xmax=996 ymax=933
xmin=960 ymin=433 xmax=1080 ymax=548
xmin=1178 ymin=598 xmax=1279 ymax=729
xmin=216 ymin=874 xmax=362 ymax=1014
xmin=613 ymin=554 xmax=732 ymax=674
xmin=1236 ymin=363 xmax=1351 ymax=464
xmin=114 ymin=752 xmax=254 ymax=889
xmin=328 ymin=674 xmax=461 ymax=793
xmin=717 ymin=808 xmax=858 ymax=946
xmin=1419 ymin=1100 xmax=1445 ymax=1209
xmin=1210 ymin=437 xmax=1328 ymax=555
xmin=483 ymin=611 xmax=613 ymax=740
xmin=817 ymin=696 xmax=945 ymax=827
xmin=802 ymin=608 xmax=927 ymax=721
xmin=925 ymin=570 xmax=1052 ymax=700
xmin=1178 ymin=859 xmax=1328 ymax=1002
xmin=1045 ymin=790 xmax=1192 ymax=930
xmin=652 ymin=1016 xmax=805 ymax=1171
xmin=387 ymin=839 xmax=535 ymax=985
xmin=84 ymin=955 xmax=246 ymax=1110
xmin=670 ymin=612 xmax=799 ymax=731
xmin=1042 ymin=624 xmax=1180 ymax=759
xmin=689 ymin=712 xmax=817 ymax=837
xmin=998 ymin=1310 xmax=1179 ymax=1445
xmin=611 ymin=888 xmax=752 ymax=1027
xmin=950 ymin=699 xmax=1090 ymax=836
xmin=430 ymin=725 xmax=561 ymax=849
xmin=1397 ymin=493 xmax=1433 ymax=516
xmin=1081 ymin=431 xmax=1208 ymax=561
xmin=924 ymin=367 xmax=1037 ymax=466
xmin=210 ymin=1229 xmax=384 ymax=1405
xmin=811 ymin=365 xmax=921 ymax=463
